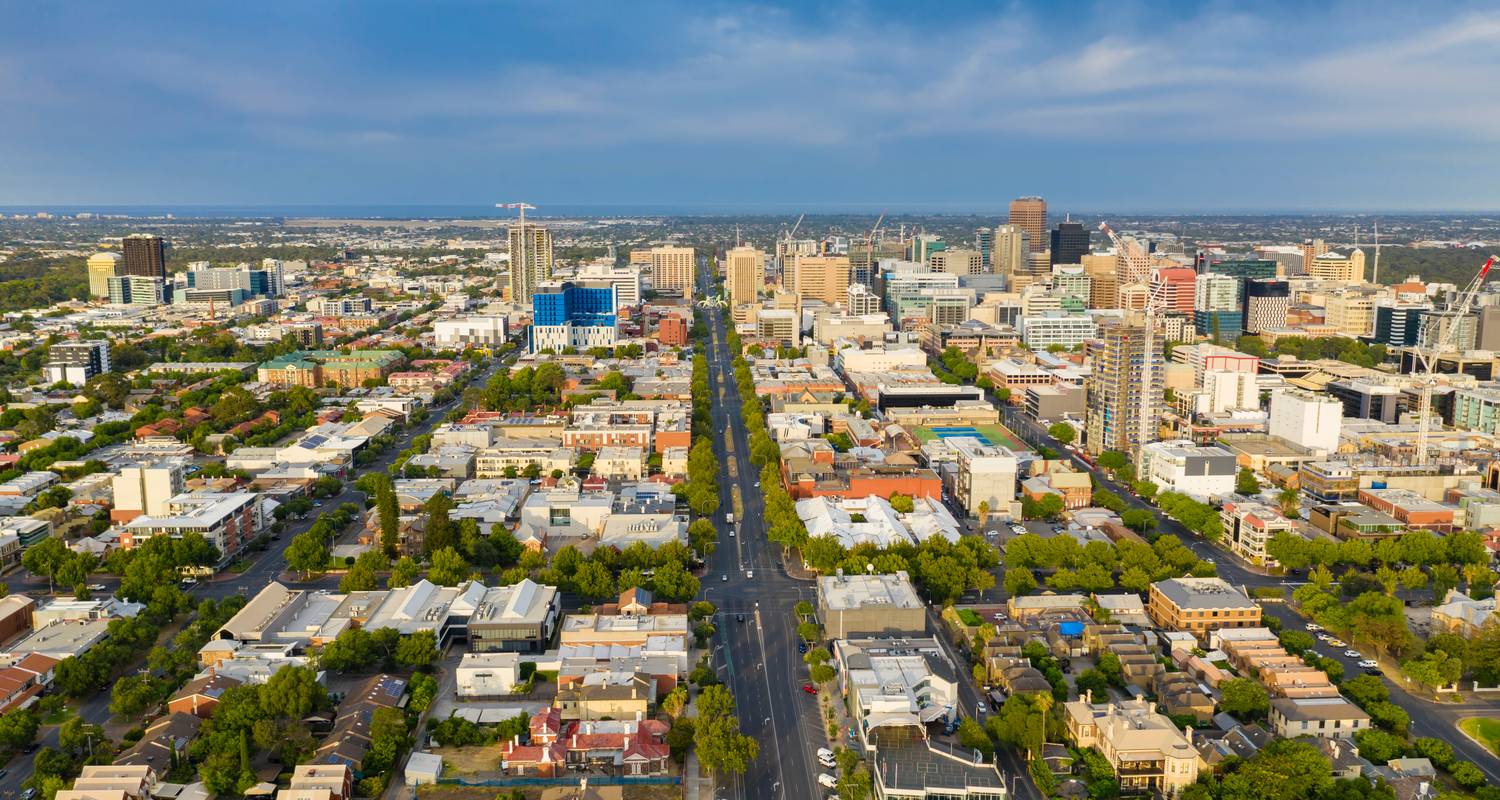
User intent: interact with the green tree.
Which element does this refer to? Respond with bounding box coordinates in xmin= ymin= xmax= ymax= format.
xmin=694 ymin=685 xmax=759 ymax=778
xmin=285 ymin=531 xmax=329 ymax=579
xmin=423 ymin=492 xmax=457 ymax=555
xmin=427 ymin=546 xmax=471 ymax=586
xmin=1401 ymin=649 xmax=1463 ymax=691
xmin=1004 ymin=568 xmax=1038 ymax=597
xmin=1218 ymin=739 xmax=1331 ymax=800
xmin=388 ymin=556 xmax=420 ymax=588
xmin=1235 ymin=468 xmax=1262 ymax=495
xmin=573 ymin=561 xmax=615 ymax=601
xmin=958 ymin=717 xmax=994 ymax=758
xmin=1353 ymin=729 xmax=1407 ymax=764
xmin=1047 ymin=423 xmax=1075 ymax=445
xmin=1218 ymin=677 xmax=1270 ymax=719
xmin=395 ymin=630 xmax=439 ymax=670
xmin=260 ymin=665 xmax=329 ymax=719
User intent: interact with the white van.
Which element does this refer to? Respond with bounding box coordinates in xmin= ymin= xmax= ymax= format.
xmin=818 ymin=774 xmax=838 ymax=789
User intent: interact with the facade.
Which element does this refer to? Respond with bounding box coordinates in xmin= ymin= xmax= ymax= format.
xmin=1008 ymin=197 xmax=1046 ymax=253
xmin=257 ymin=350 xmax=405 ymax=389
xmin=724 ymin=245 xmax=765 ymax=307
xmin=508 ymin=223 xmax=554 ymax=305
xmin=468 ymin=580 xmax=561 ymax=653
xmin=846 ymin=284 xmax=882 ymax=316
xmin=574 ymin=262 xmax=643 ymax=310
xmin=1141 ymin=442 xmax=1237 ymax=500
xmin=1147 ymin=577 xmax=1261 ymax=638
xmin=1063 ymin=698 xmax=1199 ymax=796
xmin=1241 ymin=279 xmax=1290 ymax=334
xmin=816 ymin=572 xmax=926 ymax=639
xmin=111 ymin=462 xmax=186 ymax=522
xmin=790 ymin=255 xmax=851 ymax=305
xmin=1050 ymin=221 xmax=1089 ymax=266
xmin=1221 ymin=500 xmax=1294 ymax=567
xmin=1019 ymin=314 xmax=1098 ymax=348
xmin=107 ymin=275 xmax=170 ymax=305
xmin=1268 ymin=389 xmax=1343 ymax=451
xmin=993 ymin=224 xmax=1028 ymax=279
xmin=647 ymin=246 xmax=695 ymax=298
xmin=1306 ymin=250 xmax=1365 ymax=283
xmin=44 ymin=340 xmax=111 ymax=385
xmin=1085 ymin=321 xmax=1163 ymax=458
xmin=1454 ymin=383 xmax=1500 ymax=434
xmin=121 ymin=234 xmax=168 ymax=279
xmin=930 ymin=248 xmax=983 ymax=277
xmin=950 ymin=437 xmax=1019 ymax=517
xmin=1373 ymin=304 xmax=1430 ymax=348
xmin=1268 ymin=697 xmax=1371 ymax=740
xmin=119 ymin=491 xmax=260 ymax=559
xmin=434 ymin=316 xmax=509 ymax=349
xmin=87 ymin=252 xmax=121 ymax=298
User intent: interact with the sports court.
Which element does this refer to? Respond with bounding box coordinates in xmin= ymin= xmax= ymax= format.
xmin=911 ymin=423 xmax=1029 ymax=452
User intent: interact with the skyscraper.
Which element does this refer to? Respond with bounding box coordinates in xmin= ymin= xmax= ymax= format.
xmin=121 ymin=234 xmax=167 ymax=279
xmin=1085 ymin=321 xmax=1163 ymax=458
xmin=974 ymin=227 xmax=994 ymax=271
xmin=993 ymin=225 xmax=1029 ymax=284
xmin=1241 ymin=279 xmax=1291 ymax=334
xmin=508 ymin=223 xmax=554 ymax=305
xmin=1050 ymin=221 xmax=1089 ymax=266
xmin=648 ymin=246 xmax=696 ymax=298
xmin=87 ymin=252 xmax=121 ymax=298
xmin=725 ymin=245 xmax=765 ymax=307
xmin=1008 ymin=197 xmax=1047 ymax=253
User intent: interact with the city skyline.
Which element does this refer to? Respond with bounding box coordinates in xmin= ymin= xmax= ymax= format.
xmin=4 ymin=1 xmax=1500 ymax=211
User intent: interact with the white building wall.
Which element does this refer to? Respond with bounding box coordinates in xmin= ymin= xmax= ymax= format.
xmin=1268 ymin=390 xmax=1343 ymax=452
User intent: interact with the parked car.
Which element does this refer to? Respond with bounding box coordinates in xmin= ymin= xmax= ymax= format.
xmin=721 ymin=574 xmax=728 ymax=582
xmin=1327 ymin=638 xmax=1347 ymax=648
xmin=1358 ymin=659 xmax=1379 ymax=669
xmin=818 ymin=774 xmax=838 ymax=789
xmin=1343 ymin=649 xmax=1362 ymax=659
xmin=802 ymin=683 xmax=817 ymax=695
xmin=1305 ymin=623 xmax=1323 ymax=631
xmin=1365 ymin=668 xmax=1382 ymax=676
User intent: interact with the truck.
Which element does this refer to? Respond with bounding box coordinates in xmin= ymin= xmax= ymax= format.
xmin=726 ymin=512 xmax=735 ymax=525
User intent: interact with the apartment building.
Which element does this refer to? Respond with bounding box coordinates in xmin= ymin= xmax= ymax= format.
xmin=1063 ymin=698 xmax=1199 ymax=795
xmin=1220 ymin=500 xmax=1294 ymax=568
xmin=1268 ymin=697 xmax=1371 ymax=740
xmin=817 ymin=572 xmax=926 ymax=639
xmin=646 ymin=246 xmax=694 ymax=298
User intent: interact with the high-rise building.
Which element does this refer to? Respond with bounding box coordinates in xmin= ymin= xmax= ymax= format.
xmin=575 ymin=262 xmax=643 ymax=310
xmin=790 ymin=255 xmax=851 ymax=306
xmin=121 ymin=234 xmax=167 ymax=279
xmin=1082 ymin=253 xmax=1119 ymax=309
xmin=1324 ymin=291 xmax=1377 ymax=337
xmin=1050 ymin=221 xmax=1089 ymax=266
xmin=1194 ymin=272 xmax=1242 ymax=339
xmin=111 ymin=463 xmax=186 ymax=522
xmin=1241 ymin=279 xmax=1290 ymax=334
xmin=107 ymin=275 xmax=170 ymax=306
xmin=724 ymin=245 xmax=766 ymax=306
xmin=1202 ymin=258 xmax=1277 ymax=281
xmin=908 ymin=235 xmax=945 ymax=265
xmin=44 ymin=340 xmax=111 ymax=385
xmin=1416 ymin=308 xmax=1478 ymax=351
xmin=508 ymin=223 xmax=554 ymax=305
xmin=930 ymin=248 xmax=982 ymax=277
xmin=1085 ymin=321 xmax=1163 ymax=458
xmin=993 ymin=225 xmax=1029 ymax=285
xmin=647 ymin=246 xmax=695 ymax=298
xmin=87 ymin=252 xmax=122 ymax=298
xmin=974 ymin=227 xmax=994 ymax=271
xmin=1008 ymin=197 xmax=1047 ymax=253
xmin=846 ymin=283 xmax=882 ymax=315
xmin=1268 ymin=389 xmax=1343 ymax=452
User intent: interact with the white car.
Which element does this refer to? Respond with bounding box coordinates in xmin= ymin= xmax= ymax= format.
xmin=818 ymin=774 xmax=838 ymax=789
xmin=1344 ymin=650 xmax=1362 ymax=659
xmin=819 ymin=755 xmax=837 ymax=768
xmin=1316 ymin=633 xmax=1332 ymax=642
xmin=1305 ymin=623 xmax=1323 ymax=632
xmin=817 ymin=747 xmax=835 ymax=760
xmin=746 ymin=570 xmax=754 ymax=579
xmin=976 ymin=702 xmax=987 ymax=714
xmin=1357 ymin=659 xmax=1379 ymax=669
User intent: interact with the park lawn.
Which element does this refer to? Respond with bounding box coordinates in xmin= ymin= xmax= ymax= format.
xmin=1460 ymin=717 xmax=1500 ymax=756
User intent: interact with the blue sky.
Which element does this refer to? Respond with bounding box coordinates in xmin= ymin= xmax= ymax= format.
xmin=3 ymin=0 xmax=1499 ymax=212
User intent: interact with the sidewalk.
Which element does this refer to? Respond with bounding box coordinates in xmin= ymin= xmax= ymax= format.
xmin=685 ymin=752 xmax=711 ymax=800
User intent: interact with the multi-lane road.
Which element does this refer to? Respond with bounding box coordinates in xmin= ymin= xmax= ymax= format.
xmin=0 ymin=354 xmax=511 ymax=794
xmin=696 ymin=264 xmax=822 ymax=800
xmin=1001 ymin=405 xmax=1500 ymax=782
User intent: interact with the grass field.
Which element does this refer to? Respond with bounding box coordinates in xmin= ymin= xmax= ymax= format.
xmin=910 ymin=423 xmax=1029 ymax=452
xmin=1459 ymin=717 xmax=1500 ymax=755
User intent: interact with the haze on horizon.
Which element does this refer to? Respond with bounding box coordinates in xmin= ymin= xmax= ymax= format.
xmin=4 ymin=0 xmax=1500 ymax=213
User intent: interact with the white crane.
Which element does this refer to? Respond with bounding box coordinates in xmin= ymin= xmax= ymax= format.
xmin=1099 ymin=222 xmax=1164 ymax=469
xmin=863 ymin=212 xmax=886 ymax=283
xmin=1412 ymin=254 xmax=1496 ymax=465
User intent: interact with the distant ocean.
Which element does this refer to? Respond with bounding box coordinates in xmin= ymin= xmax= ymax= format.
xmin=0 ymin=203 xmax=1015 ymax=220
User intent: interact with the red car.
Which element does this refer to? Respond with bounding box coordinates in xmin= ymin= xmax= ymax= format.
xmin=802 ymin=683 xmax=817 ymax=694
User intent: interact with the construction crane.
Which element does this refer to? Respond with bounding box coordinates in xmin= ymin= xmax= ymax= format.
xmin=1412 ymin=254 xmax=1496 ymax=466
xmin=862 ymin=212 xmax=886 ymax=284
xmin=1099 ymin=222 xmax=1163 ymax=469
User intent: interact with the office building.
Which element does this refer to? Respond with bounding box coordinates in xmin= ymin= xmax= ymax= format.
xmin=434 ymin=316 xmax=509 ymax=350
xmin=1008 ymin=197 xmax=1046 ymax=253
xmin=790 ymin=255 xmax=851 ymax=305
xmin=974 ymin=227 xmax=994 ymax=270
xmin=1478 ymin=305 xmax=1500 ymax=350
xmin=107 ymin=275 xmax=170 ymax=306
xmin=573 ymin=262 xmax=643 ymax=310
xmin=817 ymin=572 xmax=926 ymax=639
xmin=1152 ymin=268 xmax=1197 ymax=316
xmin=1085 ymin=322 xmax=1163 ymax=458
xmin=508 ymin=223 xmax=553 ymax=305
xmin=1082 ymin=253 xmax=1120 ymax=308
xmin=1241 ymin=279 xmax=1290 ymax=334
xmin=86 ymin=252 xmax=121 ymax=298
xmin=1203 ymin=258 xmax=1277 ymax=281
xmin=1301 ymin=239 xmax=1329 ymax=274
xmin=1221 ymin=500 xmax=1295 ymax=568
xmin=724 ymin=245 xmax=765 ymax=306
xmin=1140 ymin=441 xmax=1237 ymax=501
xmin=468 ymin=579 xmax=561 ymax=653
xmin=930 ymin=248 xmax=982 ymax=277
xmin=1324 ymin=291 xmax=1377 ymax=337
xmin=907 ymin=235 xmax=945 ymax=265
xmin=1373 ymin=304 xmax=1429 ymax=348
xmin=1453 ymin=384 xmax=1500 ymax=435
xmin=1050 ymin=221 xmax=1089 ymax=266
xmin=1268 ymin=389 xmax=1343 ymax=452
xmin=121 ymin=234 xmax=167 ymax=279
xmin=44 ymin=340 xmax=111 ymax=385
xmin=950 ymin=437 xmax=1019 ymax=517
xmin=1416 ymin=308 xmax=1478 ymax=351
xmin=530 ymin=280 xmax=618 ymax=353
xmin=647 ymin=245 xmax=695 ymax=298
xmin=1307 ymin=250 xmax=1365 ymax=283
xmin=993 ymin=224 xmax=1028 ymax=281
xmin=1147 ymin=577 xmax=1260 ymax=638
xmin=846 ymin=283 xmax=881 ymax=315
xmin=1019 ymin=314 xmax=1098 ymax=349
